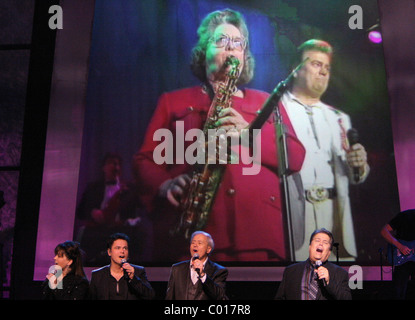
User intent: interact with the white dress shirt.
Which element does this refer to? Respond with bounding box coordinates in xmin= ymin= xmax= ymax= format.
xmin=282 ymin=92 xmax=335 ymax=190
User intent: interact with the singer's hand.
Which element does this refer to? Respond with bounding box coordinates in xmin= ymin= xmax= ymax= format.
xmin=346 ymin=143 xmax=367 ymax=169
xmin=122 ymin=262 xmax=135 ymax=280
xmin=192 ymin=259 xmax=204 ymax=276
xmin=46 ymin=273 xmax=56 ymax=281
xmin=315 ymin=266 xmax=330 ymax=285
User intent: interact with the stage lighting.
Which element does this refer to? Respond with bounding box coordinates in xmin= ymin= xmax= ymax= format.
xmin=367 ymin=23 xmax=382 ymax=44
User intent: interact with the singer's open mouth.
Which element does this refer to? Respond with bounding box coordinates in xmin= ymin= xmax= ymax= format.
xmin=316 ymin=248 xmax=323 ymax=253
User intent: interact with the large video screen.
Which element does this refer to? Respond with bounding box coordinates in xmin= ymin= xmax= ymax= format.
xmin=35 ymin=0 xmax=399 ymax=278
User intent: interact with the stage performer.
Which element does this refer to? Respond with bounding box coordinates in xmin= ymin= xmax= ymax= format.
xmin=75 ymin=152 xmax=151 ymax=264
xmin=280 ymin=39 xmax=369 ymax=261
xmin=133 ymin=8 xmax=305 ymax=262
xmin=88 ymin=233 xmax=155 ymax=300
xmin=166 ymin=231 xmax=228 ymax=300
xmin=275 ymin=228 xmax=352 ymax=300
xmin=381 ymin=209 xmax=415 ymax=299
xmin=41 ymin=241 xmax=89 ymax=300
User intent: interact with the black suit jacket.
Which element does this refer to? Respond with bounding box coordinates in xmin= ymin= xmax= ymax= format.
xmin=165 ymin=259 xmax=228 ymax=300
xmin=275 ymin=260 xmax=352 ymax=300
xmin=89 ymin=264 xmax=155 ymax=300
xmin=41 ymin=274 xmax=89 ymax=300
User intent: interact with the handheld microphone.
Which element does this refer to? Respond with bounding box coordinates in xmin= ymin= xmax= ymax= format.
xmin=192 ymin=253 xmax=200 ymax=274
xmin=121 ymin=258 xmax=129 ymax=280
xmin=347 ymin=128 xmax=360 ymax=183
xmin=315 ymin=260 xmax=327 ymax=287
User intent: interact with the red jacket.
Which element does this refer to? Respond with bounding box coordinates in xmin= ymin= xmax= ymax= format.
xmin=134 ymin=86 xmax=305 ymax=261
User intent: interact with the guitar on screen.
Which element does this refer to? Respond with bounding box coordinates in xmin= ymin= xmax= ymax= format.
xmin=387 ymin=239 xmax=415 ymax=266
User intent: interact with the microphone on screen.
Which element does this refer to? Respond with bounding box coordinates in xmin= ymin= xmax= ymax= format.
xmin=347 ymin=128 xmax=360 ymax=183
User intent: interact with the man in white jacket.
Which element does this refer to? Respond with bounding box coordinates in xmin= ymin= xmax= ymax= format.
xmin=281 ymin=39 xmax=370 ymax=261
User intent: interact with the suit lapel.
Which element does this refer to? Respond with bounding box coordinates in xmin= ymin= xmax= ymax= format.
xmin=176 ymin=260 xmax=191 ymax=299
xmin=194 ymin=259 xmax=214 ymax=300
xmin=184 ymin=262 xmax=191 ymax=298
xmin=204 ymin=259 xmax=215 ymax=277
xmin=295 ymin=261 xmax=307 ymax=300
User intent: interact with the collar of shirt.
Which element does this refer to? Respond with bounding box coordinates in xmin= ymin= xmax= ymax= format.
xmin=287 ymin=91 xmax=324 ymax=110
xmin=284 ymin=91 xmax=335 ymax=188
xmin=309 ymin=259 xmax=318 ymax=270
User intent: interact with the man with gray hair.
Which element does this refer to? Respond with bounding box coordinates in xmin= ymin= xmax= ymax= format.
xmin=165 ymin=231 xmax=228 ymax=300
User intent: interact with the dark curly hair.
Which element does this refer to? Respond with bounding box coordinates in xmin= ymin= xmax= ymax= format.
xmin=190 ymin=8 xmax=255 ymax=86
xmin=106 ymin=232 xmax=130 ymax=249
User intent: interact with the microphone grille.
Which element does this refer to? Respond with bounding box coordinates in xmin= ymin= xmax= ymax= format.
xmin=315 ymin=260 xmax=322 ymax=267
xmin=121 ymin=259 xmax=127 ymax=264
xmin=192 ymin=253 xmax=199 ymax=260
xmin=347 ymin=128 xmax=359 ymax=145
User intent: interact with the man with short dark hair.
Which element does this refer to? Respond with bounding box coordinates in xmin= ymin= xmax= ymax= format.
xmin=275 ymin=228 xmax=351 ymax=300
xmin=89 ymin=233 xmax=154 ymax=300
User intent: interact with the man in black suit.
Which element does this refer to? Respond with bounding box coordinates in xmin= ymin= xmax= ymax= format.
xmin=89 ymin=233 xmax=155 ymax=300
xmin=165 ymin=231 xmax=228 ymax=300
xmin=275 ymin=228 xmax=351 ymax=300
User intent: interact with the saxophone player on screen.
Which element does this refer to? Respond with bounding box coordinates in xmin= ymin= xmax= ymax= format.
xmin=133 ymin=9 xmax=305 ymax=262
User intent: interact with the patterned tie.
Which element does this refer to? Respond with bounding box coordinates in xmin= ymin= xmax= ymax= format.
xmin=309 ymin=266 xmax=319 ymax=300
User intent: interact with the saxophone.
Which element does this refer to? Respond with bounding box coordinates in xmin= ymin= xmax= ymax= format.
xmin=171 ymin=55 xmax=241 ymax=239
